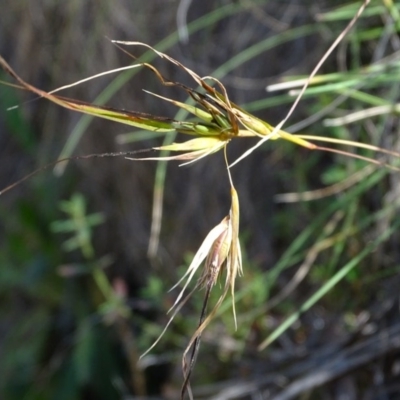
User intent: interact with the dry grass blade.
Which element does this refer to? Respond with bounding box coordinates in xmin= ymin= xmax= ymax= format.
xmin=0 ymin=150 xmax=150 ymax=196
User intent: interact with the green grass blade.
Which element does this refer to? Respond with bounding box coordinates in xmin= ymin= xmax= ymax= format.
xmin=258 ymin=216 xmax=400 ymax=350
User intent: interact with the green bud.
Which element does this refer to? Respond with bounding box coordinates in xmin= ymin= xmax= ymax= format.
xmin=214 ymin=114 xmax=231 ymax=129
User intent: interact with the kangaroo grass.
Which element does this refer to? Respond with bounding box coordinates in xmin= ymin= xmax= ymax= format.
xmin=3 ymin=1 xmax=399 ymax=395
xmin=53 ymin=1 xmax=258 ymax=174
xmin=2 ymin=39 xmax=395 ymax=175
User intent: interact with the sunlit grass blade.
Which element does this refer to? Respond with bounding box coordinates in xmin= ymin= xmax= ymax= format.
xmin=323 ymin=104 xmax=400 ymax=126
xmin=275 ymin=164 xmax=376 ymax=203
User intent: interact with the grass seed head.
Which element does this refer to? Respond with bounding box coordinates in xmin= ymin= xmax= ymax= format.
xmin=199 ymin=216 xmax=232 ymax=289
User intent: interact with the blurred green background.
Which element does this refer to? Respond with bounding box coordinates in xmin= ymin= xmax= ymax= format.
xmin=1 ymin=1 xmax=400 ymax=399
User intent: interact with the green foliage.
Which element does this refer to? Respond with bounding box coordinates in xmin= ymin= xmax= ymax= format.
xmin=51 ymin=193 xmax=105 ymax=258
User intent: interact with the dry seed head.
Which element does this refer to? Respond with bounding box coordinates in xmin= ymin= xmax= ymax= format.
xmin=199 ymin=216 xmax=232 ymax=288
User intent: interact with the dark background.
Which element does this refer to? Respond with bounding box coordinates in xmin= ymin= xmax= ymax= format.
xmin=1 ymin=1 xmax=400 ymax=399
